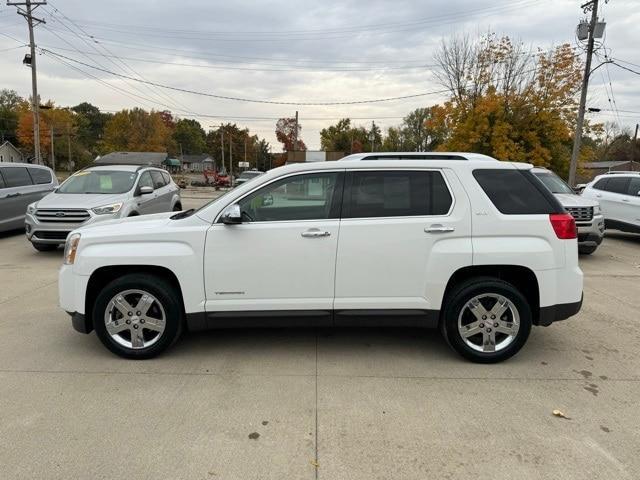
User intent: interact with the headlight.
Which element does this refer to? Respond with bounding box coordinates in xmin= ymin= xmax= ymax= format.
xmin=593 ymin=204 xmax=601 ymax=215
xmin=27 ymin=203 xmax=37 ymax=214
xmin=64 ymin=233 xmax=81 ymax=265
xmin=92 ymin=202 xmax=123 ymax=215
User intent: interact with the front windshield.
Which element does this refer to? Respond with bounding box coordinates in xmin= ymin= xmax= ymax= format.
xmin=534 ymin=171 xmax=574 ymax=194
xmin=58 ymin=170 xmax=137 ymax=194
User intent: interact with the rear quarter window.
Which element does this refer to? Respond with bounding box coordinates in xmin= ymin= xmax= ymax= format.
xmin=28 ymin=167 xmax=53 ymax=185
xmin=473 ymin=169 xmax=563 ymax=214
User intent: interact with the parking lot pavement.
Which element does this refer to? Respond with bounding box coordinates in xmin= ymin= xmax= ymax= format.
xmin=1 ymin=204 xmax=639 ymax=479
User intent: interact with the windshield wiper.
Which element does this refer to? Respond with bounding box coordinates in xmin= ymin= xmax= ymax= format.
xmin=170 ymin=208 xmax=195 ymax=220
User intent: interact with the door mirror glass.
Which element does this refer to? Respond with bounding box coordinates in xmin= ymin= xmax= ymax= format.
xmin=221 ymin=203 xmax=242 ymax=224
xmin=139 ymin=185 xmax=154 ymax=195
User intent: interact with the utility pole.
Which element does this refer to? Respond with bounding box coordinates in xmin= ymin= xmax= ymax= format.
xmin=293 ymin=111 xmax=299 ymax=155
xmin=568 ymin=0 xmax=600 ymax=186
xmin=370 ymin=121 xmax=376 ymax=152
xmin=67 ymin=126 xmax=72 ymax=170
xmin=244 ymin=136 xmax=247 ymax=168
xmin=8 ymin=0 xmax=47 ymax=164
xmin=220 ymin=124 xmax=225 ymax=173
xmin=229 ymin=131 xmax=233 ymax=185
xmin=50 ymin=125 xmax=54 ymax=172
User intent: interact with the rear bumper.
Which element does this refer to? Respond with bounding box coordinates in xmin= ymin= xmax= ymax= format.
xmin=537 ymin=294 xmax=583 ymax=326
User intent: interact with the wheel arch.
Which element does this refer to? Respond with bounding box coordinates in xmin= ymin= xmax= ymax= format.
xmin=442 ymin=265 xmax=541 ymax=325
xmin=85 ymin=265 xmax=186 ymax=330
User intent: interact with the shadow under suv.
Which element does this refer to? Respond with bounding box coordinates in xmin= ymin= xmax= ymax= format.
xmin=25 ymin=165 xmax=182 ymax=251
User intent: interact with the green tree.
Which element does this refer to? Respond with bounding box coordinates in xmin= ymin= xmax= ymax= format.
xmin=0 ymin=89 xmax=29 ymax=145
xmin=101 ymin=108 xmax=171 ymax=153
xmin=173 ymin=118 xmax=206 ymax=156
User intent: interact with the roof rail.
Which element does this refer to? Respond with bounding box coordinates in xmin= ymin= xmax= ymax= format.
xmin=605 ymin=170 xmax=640 ymax=175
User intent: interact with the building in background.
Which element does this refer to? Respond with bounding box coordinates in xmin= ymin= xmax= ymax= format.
xmin=94 ymin=152 xmax=168 ymax=167
xmin=578 ymin=160 xmax=640 ymax=183
xmin=286 ymin=151 xmax=345 ymax=163
xmin=0 ymin=141 xmax=24 ymax=163
xmin=180 ymin=154 xmax=215 ymax=172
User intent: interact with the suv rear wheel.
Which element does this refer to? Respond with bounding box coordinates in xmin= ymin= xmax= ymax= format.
xmin=93 ymin=274 xmax=183 ymax=359
xmin=441 ymin=277 xmax=532 ymax=363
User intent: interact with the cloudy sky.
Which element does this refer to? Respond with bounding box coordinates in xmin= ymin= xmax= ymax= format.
xmin=1 ymin=0 xmax=638 ymax=150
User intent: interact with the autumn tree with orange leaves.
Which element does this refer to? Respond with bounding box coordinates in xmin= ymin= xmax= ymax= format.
xmin=428 ymin=34 xmax=595 ymax=177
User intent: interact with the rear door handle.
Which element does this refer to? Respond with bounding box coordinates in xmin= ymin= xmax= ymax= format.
xmin=301 ymin=228 xmax=331 ymax=238
xmin=425 ymin=224 xmax=455 ymax=233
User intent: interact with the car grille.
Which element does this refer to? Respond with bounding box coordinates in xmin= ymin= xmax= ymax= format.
xmin=566 ymin=206 xmax=593 ymax=223
xmin=33 ymin=231 xmax=70 ymax=240
xmin=35 ymin=209 xmax=90 ymax=223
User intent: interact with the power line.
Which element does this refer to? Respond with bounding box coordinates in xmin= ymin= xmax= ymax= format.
xmin=41 ymin=48 xmax=454 ymax=105
xmin=611 ymin=62 xmax=640 ymax=76
xmin=57 ymin=0 xmax=544 ymax=40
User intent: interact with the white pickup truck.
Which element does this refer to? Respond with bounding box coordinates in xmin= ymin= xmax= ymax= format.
xmin=59 ymin=158 xmax=583 ymax=363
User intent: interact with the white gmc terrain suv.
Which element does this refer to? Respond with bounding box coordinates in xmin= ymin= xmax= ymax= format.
xmin=59 ymin=159 xmax=583 ymax=363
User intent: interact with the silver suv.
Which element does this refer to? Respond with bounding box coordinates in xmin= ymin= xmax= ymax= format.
xmin=25 ymin=165 xmax=182 ymax=251
xmin=0 ymin=162 xmax=58 ymax=233
xmin=532 ymin=167 xmax=604 ymax=255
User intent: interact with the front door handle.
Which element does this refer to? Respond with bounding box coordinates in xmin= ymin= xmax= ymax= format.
xmin=595 ymin=194 xmax=602 ymax=198
xmin=425 ymin=224 xmax=455 ymax=233
xmin=301 ymin=228 xmax=331 ymax=238
xmin=621 ymin=198 xmax=630 ymax=203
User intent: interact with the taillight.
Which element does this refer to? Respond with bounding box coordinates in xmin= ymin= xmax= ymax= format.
xmin=549 ymin=213 xmax=577 ymax=239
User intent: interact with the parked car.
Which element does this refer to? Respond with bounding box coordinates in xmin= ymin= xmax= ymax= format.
xmin=531 ymin=167 xmax=604 ymax=255
xmin=0 ymin=162 xmax=58 ymax=233
xmin=235 ymin=169 xmax=264 ymax=186
xmin=340 ymin=151 xmax=500 ymax=161
xmin=26 ymin=165 xmax=182 ymax=251
xmin=59 ymin=159 xmax=583 ymax=363
xmin=581 ymin=172 xmax=640 ymax=234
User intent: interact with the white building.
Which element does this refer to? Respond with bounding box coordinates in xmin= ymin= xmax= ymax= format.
xmin=0 ymin=141 xmax=23 ymax=163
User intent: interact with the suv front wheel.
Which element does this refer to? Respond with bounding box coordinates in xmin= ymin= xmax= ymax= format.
xmin=93 ymin=274 xmax=183 ymax=359
xmin=441 ymin=277 xmax=532 ymax=363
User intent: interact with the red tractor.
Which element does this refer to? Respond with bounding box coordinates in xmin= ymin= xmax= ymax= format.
xmin=203 ymin=169 xmax=231 ymax=188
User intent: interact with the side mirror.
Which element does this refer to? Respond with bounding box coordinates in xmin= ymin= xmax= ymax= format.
xmin=221 ymin=204 xmax=242 ymax=224
xmin=139 ymin=185 xmax=154 ymax=195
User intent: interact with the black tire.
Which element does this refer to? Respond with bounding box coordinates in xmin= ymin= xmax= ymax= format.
xmin=578 ymin=245 xmax=598 ymax=255
xmin=93 ymin=273 xmax=183 ymax=359
xmin=173 ymin=203 xmax=182 ymax=211
xmin=128 ymin=211 xmax=139 ymax=217
xmin=31 ymin=242 xmax=59 ymax=252
xmin=440 ymin=277 xmax=532 ymax=363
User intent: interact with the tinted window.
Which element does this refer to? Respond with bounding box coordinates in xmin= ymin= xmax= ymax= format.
xmin=627 ymin=177 xmax=640 ymax=196
xmin=605 ymin=177 xmax=630 ymax=194
xmin=58 ymin=170 xmax=137 ymax=194
xmin=533 ymin=171 xmax=573 ymax=194
xmin=592 ymin=178 xmax=609 ymax=191
xmin=2 ymin=167 xmax=33 ymax=187
xmin=344 ymin=170 xmax=452 ymax=218
xmin=28 ymin=167 xmax=52 ymax=185
xmin=473 ymin=169 xmax=562 ymax=214
xmin=237 ymin=172 xmax=341 ymax=222
xmin=151 ymin=171 xmax=166 ymax=189
xmin=138 ymin=172 xmax=154 ymax=189
xmin=161 ymin=171 xmax=171 ymax=184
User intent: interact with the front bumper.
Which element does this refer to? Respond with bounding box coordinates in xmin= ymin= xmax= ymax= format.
xmin=25 ymin=211 xmax=117 ymax=245
xmin=576 ymin=214 xmax=604 ymax=247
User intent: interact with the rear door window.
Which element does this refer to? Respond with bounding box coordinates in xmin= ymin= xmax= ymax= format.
xmin=2 ymin=167 xmax=33 ymax=187
xmin=604 ymin=177 xmax=630 ymax=194
xmin=627 ymin=178 xmax=640 ymax=196
xmin=28 ymin=167 xmax=52 ymax=185
xmin=473 ymin=169 xmax=562 ymax=214
xmin=343 ymin=170 xmax=452 ymax=218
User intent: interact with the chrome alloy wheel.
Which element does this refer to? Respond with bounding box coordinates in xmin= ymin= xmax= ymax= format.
xmin=457 ymin=293 xmax=520 ymax=353
xmin=104 ymin=289 xmax=166 ymax=349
